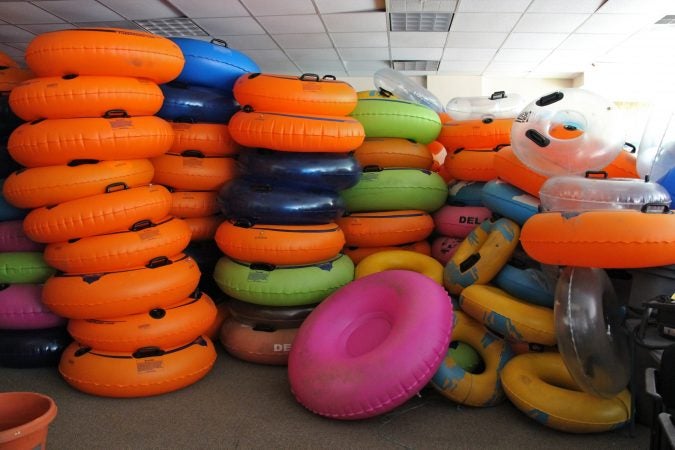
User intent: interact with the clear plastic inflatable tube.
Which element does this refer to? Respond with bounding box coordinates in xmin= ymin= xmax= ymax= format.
xmin=539 ymin=172 xmax=671 ymax=211
xmin=554 ymin=267 xmax=630 ymax=398
xmin=373 ymin=68 xmax=444 ymax=113
xmin=637 ymin=104 xmax=675 ymax=182
xmin=446 ymin=91 xmax=525 ymax=121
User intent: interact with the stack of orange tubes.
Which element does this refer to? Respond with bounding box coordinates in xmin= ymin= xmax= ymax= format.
xmin=3 ymin=28 xmax=218 ymax=398
xmin=213 ymin=73 xmax=365 ymax=365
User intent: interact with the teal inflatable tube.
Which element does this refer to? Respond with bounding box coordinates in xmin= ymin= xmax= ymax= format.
xmin=350 ymin=98 xmax=441 ymax=144
xmin=213 ymin=254 xmax=354 ymax=306
xmin=341 ymin=168 xmax=447 ymax=212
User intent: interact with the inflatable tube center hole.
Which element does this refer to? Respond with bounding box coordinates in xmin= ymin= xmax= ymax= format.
xmin=448 ymin=341 xmax=485 ymax=374
xmin=344 ymin=313 xmax=392 ymax=357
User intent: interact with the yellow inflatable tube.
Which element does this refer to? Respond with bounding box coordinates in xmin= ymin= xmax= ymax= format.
xmin=443 ymin=218 xmax=520 ymax=295
xmin=459 ymin=285 xmax=555 ymax=346
xmin=355 ymin=249 xmax=443 ymax=285
xmin=431 ymin=311 xmax=514 ymax=407
xmin=501 ymin=352 xmax=631 ymax=433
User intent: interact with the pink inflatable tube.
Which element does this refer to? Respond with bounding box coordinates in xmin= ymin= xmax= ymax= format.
xmin=0 ymin=284 xmax=66 ymax=329
xmin=433 ymin=205 xmax=492 ymax=238
xmin=0 ymin=220 xmax=43 ymax=252
xmin=288 ymin=270 xmax=453 ymax=419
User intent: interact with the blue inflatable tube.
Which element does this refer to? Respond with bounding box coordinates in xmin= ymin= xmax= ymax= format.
xmin=493 ymin=264 xmax=555 ymax=308
xmin=0 ymin=326 xmax=72 ymax=368
xmin=481 ymin=180 xmax=539 ymax=225
xmin=171 ymin=38 xmax=260 ymax=92
xmin=237 ymin=148 xmax=362 ymax=192
xmin=657 ymin=167 xmax=675 ymax=200
xmin=218 ymin=177 xmax=345 ymax=225
xmin=447 ymin=181 xmax=485 ymax=206
xmin=158 ymin=83 xmax=240 ymax=124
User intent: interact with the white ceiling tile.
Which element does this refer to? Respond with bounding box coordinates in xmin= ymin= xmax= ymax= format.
xmin=0 ymin=2 xmax=64 ymax=24
xmin=457 ymin=0 xmax=530 ymax=13
xmin=257 ymin=60 xmax=299 ymax=74
xmin=344 ymin=60 xmax=390 ymax=70
xmin=389 ymin=32 xmax=447 ymax=47
xmin=315 ymin=0 xmax=384 ymax=14
xmin=438 ymin=60 xmax=489 ymax=72
xmin=322 ymin=12 xmax=387 ymax=32
xmin=273 ymin=33 xmax=332 ymax=49
xmin=212 ymin=34 xmax=278 ymax=50
xmin=331 ymin=32 xmax=388 ymax=47
xmin=75 ymin=20 xmax=143 ymax=30
xmin=514 ymin=13 xmax=590 ymax=32
xmin=245 ymin=49 xmax=293 ymax=62
xmin=576 ymin=14 xmax=657 ymax=34
xmin=451 ymin=13 xmax=522 ymax=32
xmin=297 ymin=60 xmax=346 ymax=72
xmin=494 ymin=48 xmax=550 ymax=62
xmin=19 ymin=23 xmax=75 ymax=33
xmin=0 ymin=25 xmax=34 ymax=42
xmin=241 ymin=0 xmax=316 ymax=16
xmin=442 ymin=47 xmax=495 ymax=61
xmin=193 ymin=17 xmax=265 ymax=35
xmin=528 ymin=0 xmax=605 ymax=13
xmin=258 ymin=15 xmax=325 ymax=34
xmin=167 ymin=0 xmax=249 ymax=18
xmin=287 ymin=48 xmax=339 ymax=60
xmin=559 ymin=33 xmax=628 ymax=51
xmin=527 ymin=71 xmax=580 ymax=79
xmin=598 ymin=44 xmax=666 ymax=63
xmin=391 ymin=47 xmax=443 ymax=59
xmin=597 ymin=0 xmax=672 ymax=14
xmin=339 ymin=47 xmax=390 ymax=60
xmin=32 ymin=0 xmax=125 ymax=23
xmin=540 ymin=49 xmax=596 ymax=69
xmin=502 ymin=32 xmax=568 ymax=49
xmin=445 ymin=31 xmax=507 ymax=48
xmin=388 ymin=0 xmax=457 ymax=12
xmin=485 ymin=61 xmax=538 ymax=72
xmin=97 ymin=0 xmax=180 ymax=20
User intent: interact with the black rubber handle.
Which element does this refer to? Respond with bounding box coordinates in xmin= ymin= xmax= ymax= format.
xmin=490 ymin=91 xmax=506 ymax=100
xmin=525 ymin=129 xmax=550 ymax=147
xmin=584 ymin=170 xmax=608 ymax=179
xmin=103 ymin=109 xmax=129 ymax=118
xmin=210 ymin=39 xmax=228 ymax=47
xmin=105 ymin=182 xmax=128 ymax=193
xmin=536 ymin=92 xmax=564 ymax=107
xmin=300 ymin=73 xmax=320 ymax=81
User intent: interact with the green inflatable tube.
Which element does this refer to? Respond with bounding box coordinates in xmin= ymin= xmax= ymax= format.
xmin=213 ymin=254 xmax=354 ymax=306
xmin=0 ymin=252 xmax=55 ymax=284
xmin=350 ymin=98 xmax=442 ymax=144
xmin=341 ymin=168 xmax=448 ymax=212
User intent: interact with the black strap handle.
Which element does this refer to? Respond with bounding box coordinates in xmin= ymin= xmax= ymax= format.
xmin=300 ymin=73 xmax=320 ymax=81
xmin=490 ymin=91 xmax=506 ymax=100
xmin=210 ymin=39 xmax=228 ymax=47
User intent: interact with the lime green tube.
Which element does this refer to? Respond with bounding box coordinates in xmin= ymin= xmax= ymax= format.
xmin=350 ymin=98 xmax=441 ymax=144
xmin=0 ymin=252 xmax=55 ymax=284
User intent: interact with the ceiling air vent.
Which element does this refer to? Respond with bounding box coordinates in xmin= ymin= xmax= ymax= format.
xmin=135 ymin=18 xmax=207 ymax=37
xmin=389 ymin=12 xmax=453 ymax=31
xmin=655 ymin=15 xmax=675 ymax=24
xmin=392 ymin=60 xmax=440 ymax=71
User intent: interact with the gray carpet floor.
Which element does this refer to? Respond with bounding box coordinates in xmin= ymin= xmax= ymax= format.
xmin=2 ymin=345 xmax=649 ymax=449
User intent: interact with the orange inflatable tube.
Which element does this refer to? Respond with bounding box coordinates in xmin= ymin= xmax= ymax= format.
xmin=23 ymin=185 xmax=172 ymax=243
xmin=170 ymin=191 xmax=219 ymax=218
xmin=9 ymin=75 xmax=163 ymax=121
xmin=169 ymin=123 xmax=240 ymax=157
xmin=228 ymin=110 xmax=365 ymax=153
xmin=68 ymin=291 xmax=217 ymax=352
xmin=233 ymin=73 xmax=357 ymax=116
xmin=219 ymin=317 xmax=298 ymax=366
xmin=8 ymin=116 xmax=174 ymax=168
xmin=438 ymin=118 xmax=512 ymax=151
xmin=521 ymin=208 xmax=675 ymax=269
xmin=44 ymin=217 xmax=192 ymax=273
xmin=59 ymin=336 xmax=217 ymax=398
xmin=604 ymin=150 xmax=639 ymax=179
xmin=0 ymin=50 xmax=18 ymax=68
xmin=2 ymin=159 xmax=155 ymax=209
xmin=444 ymin=147 xmax=501 ymax=182
xmin=215 ymin=221 xmax=345 ymax=265
xmin=354 ymin=138 xmax=433 ymax=169
xmin=343 ymin=240 xmax=431 ymax=264
xmin=150 ymin=153 xmax=237 ymax=191
xmin=184 ymin=215 xmax=223 ymax=241
xmin=25 ymin=28 xmax=184 ymax=84
xmin=0 ymin=66 xmax=33 ymax=92
xmin=42 ymin=254 xmax=201 ymax=319
xmin=494 ymin=146 xmax=547 ymax=197
xmin=336 ymin=210 xmax=434 ymax=247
